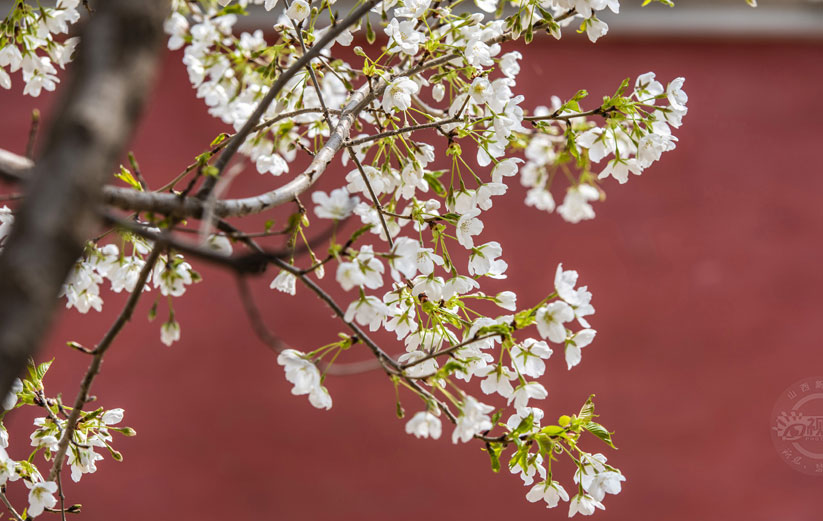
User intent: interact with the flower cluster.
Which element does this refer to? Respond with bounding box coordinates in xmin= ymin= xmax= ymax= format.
xmin=0 ymin=0 xmax=81 ymax=96
xmin=0 ymin=0 xmax=711 ymax=516
xmin=59 ymin=235 xmax=200 ymax=345
xmin=1 ymin=362 xmax=134 ymax=517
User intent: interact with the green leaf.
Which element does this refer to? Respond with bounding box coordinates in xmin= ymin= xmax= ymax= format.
xmin=210 ymin=133 xmax=230 ymax=147
xmin=424 ymin=172 xmax=446 ymax=197
xmin=541 ymin=425 xmax=566 ymax=437
xmin=486 ymin=442 xmax=503 ymax=473
xmin=115 ymin=166 xmax=142 ymax=191
xmin=365 ymin=16 xmax=376 ymax=44
xmin=585 ymin=421 xmax=616 ymax=449
xmin=578 ymin=394 xmax=596 ymax=423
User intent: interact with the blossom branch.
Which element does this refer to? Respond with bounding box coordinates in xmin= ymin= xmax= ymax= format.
xmin=194 ymin=0 xmax=379 ymax=199
xmin=48 ymin=245 xmax=162 ymax=483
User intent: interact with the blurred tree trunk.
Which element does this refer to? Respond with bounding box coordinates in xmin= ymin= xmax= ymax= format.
xmin=0 ymin=0 xmax=169 ymax=399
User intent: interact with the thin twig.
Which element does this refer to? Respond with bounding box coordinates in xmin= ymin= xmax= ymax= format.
xmin=400 ymin=332 xmax=502 ymax=369
xmin=347 ymin=151 xmax=394 ymax=249
xmin=26 ymin=109 xmax=40 ymax=159
xmin=285 ymin=1 xmax=333 ymax=129
xmin=48 ymin=246 xmax=162 ymax=483
xmin=236 ymin=275 xmax=383 ymax=376
xmin=0 ymin=489 xmax=23 ymax=521
xmin=346 ymin=116 xmax=460 ymax=147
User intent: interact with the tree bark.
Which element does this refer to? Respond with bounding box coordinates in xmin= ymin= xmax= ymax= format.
xmin=0 ymin=0 xmax=169 ymax=399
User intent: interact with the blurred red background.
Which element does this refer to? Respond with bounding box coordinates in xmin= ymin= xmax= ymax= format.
xmin=1 ymin=33 xmax=822 ymax=520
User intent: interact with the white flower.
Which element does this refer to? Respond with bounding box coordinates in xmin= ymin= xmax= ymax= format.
xmin=345 ymin=245 xmax=385 ymax=290
xmin=432 ymin=83 xmax=445 ymax=102
xmin=336 ymin=262 xmax=364 ymax=291
xmin=442 ymin=275 xmax=479 ymax=300
xmin=526 ymin=480 xmax=569 ymax=508
xmin=576 ymin=128 xmax=614 ymax=163
xmin=526 ymin=187 xmax=556 ymax=212
xmin=575 ymin=454 xmax=625 ymax=502
xmin=102 ymin=408 xmax=124 ymax=425
xmin=0 ymin=46 xmax=23 ymax=73
xmin=164 ymin=12 xmax=189 ymax=50
xmin=536 ymin=301 xmax=574 ymax=343
xmin=344 ymin=296 xmax=390 ymax=331
xmin=469 ymin=77 xmax=493 ymax=105
xmin=308 ymin=385 xmax=333 ymax=410
xmin=474 ymin=182 xmax=507 ymax=211
xmin=558 ymin=185 xmax=600 ymax=224
xmin=475 ymin=0 xmax=497 ymax=11
xmin=67 ymin=443 xmax=103 ymax=483
xmin=108 ymin=257 xmax=146 ymax=294
xmin=667 ymin=77 xmax=688 ymax=111
xmin=385 ymin=18 xmax=423 ymax=56
xmin=312 ymin=188 xmax=359 ymax=220
xmin=153 ymin=255 xmax=196 ymax=297
xmin=395 ymin=0 xmax=431 ymax=18
xmin=346 ymin=166 xmax=392 ymax=197
xmin=494 ymin=291 xmax=517 ymax=311
xmin=510 ymin=339 xmax=552 ymax=378
xmin=206 ymin=234 xmax=233 ymax=256
xmin=634 ymin=71 xmax=664 ymax=101
xmin=492 ymin=158 xmax=522 ymax=183
xmin=585 ymin=17 xmax=609 ymax=43
xmin=277 ymin=349 xmax=319 ymax=395
xmin=2 ymin=378 xmax=22 ymax=410
xmin=255 ymin=152 xmax=289 ymax=176
xmin=160 ymin=319 xmax=181 ymax=346
xmin=286 ymin=0 xmax=311 ymax=22
xmin=277 ymin=349 xmax=331 ymax=409
xmin=456 ymin=209 xmax=484 ymax=249
xmin=499 ymin=51 xmax=522 ymax=79
xmin=270 ymin=270 xmax=297 ymax=295
xmin=565 ymin=328 xmax=596 ymax=370
xmin=476 ymin=365 xmax=515 ymax=398
xmin=452 ymin=396 xmax=494 ymax=443
xmin=598 ymin=157 xmax=642 ymax=184
xmin=26 ymin=481 xmax=58 ymax=517
xmin=405 ymin=411 xmax=442 ymax=439
xmin=468 ymin=241 xmax=503 ymax=276
xmin=510 ymin=452 xmax=547 ymax=486
xmin=636 ymin=133 xmax=672 ymax=169
xmin=568 ymin=493 xmax=605 ymax=517
xmin=464 ymin=38 xmax=499 ymax=69
xmin=0 ymin=447 xmax=14 ymax=484
xmin=509 ymin=381 xmax=548 ymax=413
xmin=555 ymin=263 xmax=582 ymax=305
xmin=383 ymin=294 xmax=417 ymax=340
xmin=382 ymin=77 xmax=419 ymax=112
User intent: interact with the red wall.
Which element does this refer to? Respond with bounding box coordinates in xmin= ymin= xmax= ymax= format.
xmin=1 ymin=36 xmax=822 ymax=520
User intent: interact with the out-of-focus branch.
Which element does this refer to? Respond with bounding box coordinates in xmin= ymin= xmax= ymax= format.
xmin=0 ymin=0 xmax=169 ymax=400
